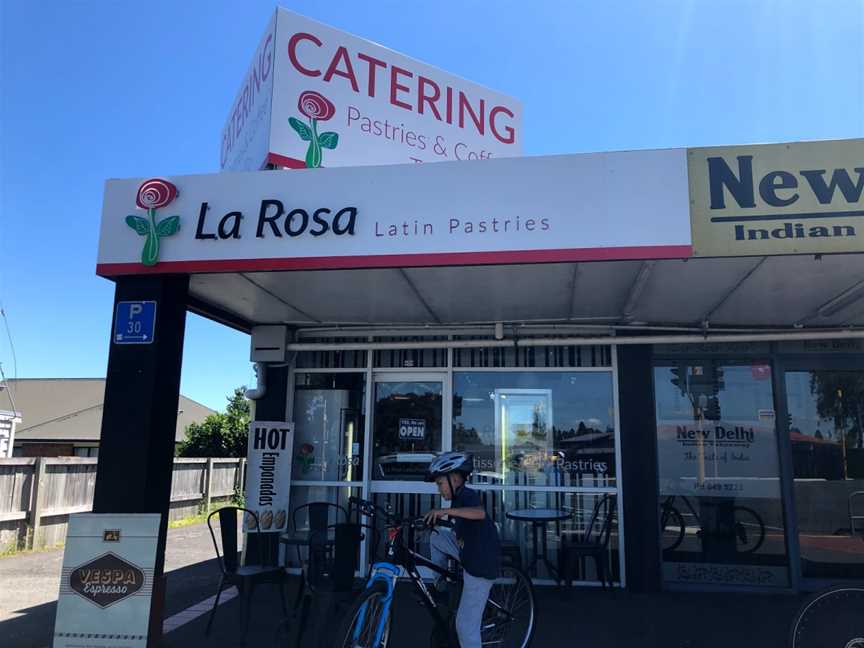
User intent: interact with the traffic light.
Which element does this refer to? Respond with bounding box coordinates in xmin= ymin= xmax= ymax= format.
xmin=712 ymin=366 xmax=725 ymax=393
xmin=704 ymin=396 xmax=722 ymax=421
xmin=670 ymin=363 xmax=725 ymax=401
xmin=670 ymin=364 xmax=687 ymax=396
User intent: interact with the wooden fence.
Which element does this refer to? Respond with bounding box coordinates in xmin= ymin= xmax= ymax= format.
xmin=0 ymin=457 xmax=245 ymax=551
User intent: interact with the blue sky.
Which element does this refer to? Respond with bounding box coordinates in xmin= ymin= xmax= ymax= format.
xmin=1 ymin=1 xmax=862 ymax=411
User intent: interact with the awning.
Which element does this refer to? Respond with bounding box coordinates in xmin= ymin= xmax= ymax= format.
xmin=188 ymin=252 xmax=864 ymax=332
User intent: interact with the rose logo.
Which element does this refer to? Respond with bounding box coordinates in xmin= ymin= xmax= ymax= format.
xmin=288 ymin=90 xmax=339 ymax=168
xmin=125 ymin=178 xmax=180 ymax=266
xmin=297 ymin=443 xmax=315 ymax=474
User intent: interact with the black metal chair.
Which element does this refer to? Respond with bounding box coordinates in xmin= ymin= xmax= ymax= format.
xmin=289 ymin=521 xmax=377 ymax=647
xmin=282 ymin=502 xmax=349 ymax=611
xmin=205 ymin=506 xmax=289 ymax=638
xmin=286 ymin=502 xmax=349 ymax=561
xmin=558 ymin=494 xmax=617 ymax=590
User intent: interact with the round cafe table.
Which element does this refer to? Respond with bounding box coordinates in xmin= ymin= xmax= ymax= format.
xmin=505 ymin=508 xmax=570 ymax=582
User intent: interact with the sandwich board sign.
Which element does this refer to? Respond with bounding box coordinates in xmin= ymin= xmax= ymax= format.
xmin=53 ymin=513 xmax=160 ymax=648
xmin=221 ymin=7 xmax=522 ymax=172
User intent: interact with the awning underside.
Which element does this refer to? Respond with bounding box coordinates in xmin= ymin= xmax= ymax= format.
xmin=188 ymin=253 xmax=864 ymax=332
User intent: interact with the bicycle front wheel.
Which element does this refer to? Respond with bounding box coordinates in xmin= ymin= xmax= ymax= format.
xmin=482 ymin=565 xmax=535 ymax=648
xmin=334 ymin=582 xmax=393 ymax=648
xmin=790 ymin=586 xmax=864 ymax=648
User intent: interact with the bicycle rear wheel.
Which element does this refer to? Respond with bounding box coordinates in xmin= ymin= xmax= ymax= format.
xmin=789 ymin=586 xmax=864 ymax=648
xmin=661 ymin=506 xmax=686 ymax=552
xmin=334 ymin=582 xmax=393 ymax=648
xmin=482 ymin=565 xmax=535 ymax=648
xmin=732 ymin=506 xmax=765 ymax=554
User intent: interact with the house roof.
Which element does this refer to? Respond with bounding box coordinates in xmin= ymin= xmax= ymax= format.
xmin=2 ymin=378 xmax=215 ymax=444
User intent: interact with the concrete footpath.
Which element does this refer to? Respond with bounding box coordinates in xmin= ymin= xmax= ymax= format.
xmin=0 ymin=522 xmax=807 ymax=647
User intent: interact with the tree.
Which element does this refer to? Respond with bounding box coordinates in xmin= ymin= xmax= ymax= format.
xmin=811 ymin=371 xmax=864 ymax=446
xmin=176 ymin=387 xmax=251 ymax=457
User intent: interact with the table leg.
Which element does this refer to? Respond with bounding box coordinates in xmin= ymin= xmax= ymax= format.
xmin=525 ymin=521 xmax=541 ymax=577
xmin=539 ymin=521 xmax=560 ymax=584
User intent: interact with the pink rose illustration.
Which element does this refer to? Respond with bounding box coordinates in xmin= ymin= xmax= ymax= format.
xmin=298 ymin=91 xmax=335 ymax=121
xmin=289 ymin=90 xmax=339 ymax=168
xmin=136 ymin=178 xmax=178 ymax=210
xmin=126 ymin=178 xmax=181 ymax=266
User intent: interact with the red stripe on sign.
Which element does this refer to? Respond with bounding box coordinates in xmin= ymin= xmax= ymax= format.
xmin=267 ymin=152 xmax=307 ymax=169
xmin=96 ymin=245 xmax=693 ymax=277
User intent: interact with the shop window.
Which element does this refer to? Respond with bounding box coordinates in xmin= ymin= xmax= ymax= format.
xmin=654 ymin=360 xmax=790 ymax=587
xmin=292 ymin=373 xmax=366 ymax=482
xmin=452 ymin=372 xmax=616 ymax=488
xmin=785 ymin=369 xmax=864 ymax=579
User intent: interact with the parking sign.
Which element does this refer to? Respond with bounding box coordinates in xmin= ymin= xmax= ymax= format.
xmin=113 ymin=301 xmax=157 ymax=344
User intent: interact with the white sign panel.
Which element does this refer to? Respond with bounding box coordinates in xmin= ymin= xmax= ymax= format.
xmin=0 ymin=411 xmax=18 ymax=458
xmin=97 ymin=150 xmax=692 ymax=275
xmin=53 ymin=514 xmax=160 ymax=648
xmin=245 ymin=421 xmax=293 ymax=533
xmin=657 ymin=420 xmax=782 ymax=499
xmin=221 ymin=12 xmax=277 ymax=172
xmin=221 ymin=8 xmax=522 ymax=171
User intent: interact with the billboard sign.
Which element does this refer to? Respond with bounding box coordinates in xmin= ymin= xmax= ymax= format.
xmin=221 ymin=8 xmax=523 ymax=171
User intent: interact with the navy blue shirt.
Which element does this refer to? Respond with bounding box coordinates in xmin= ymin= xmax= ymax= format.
xmin=451 ymin=486 xmax=500 ymax=580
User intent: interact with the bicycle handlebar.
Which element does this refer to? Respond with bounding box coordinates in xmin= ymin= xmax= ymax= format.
xmin=349 ymin=496 xmax=455 ymax=531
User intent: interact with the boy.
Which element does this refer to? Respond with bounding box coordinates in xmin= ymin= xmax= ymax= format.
xmin=423 ymin=451 xmax=501 ymax=648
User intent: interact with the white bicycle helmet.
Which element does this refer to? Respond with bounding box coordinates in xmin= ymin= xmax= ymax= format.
xmin=426 ymin=451 xmax=474 ymax=481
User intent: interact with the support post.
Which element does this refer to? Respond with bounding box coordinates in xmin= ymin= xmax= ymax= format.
xmin=28 ymin=456 xmax=46 ymax=550
xmin=92 ymin=274 xmax=189 ymax=648
xmin=204 ymin=457 xmax=214 ymax=513
xmin=618 ymin=344 xmax=662 ymax=592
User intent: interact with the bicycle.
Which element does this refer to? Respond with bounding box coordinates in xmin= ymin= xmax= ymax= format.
xmin=789 ymin=585 xmax=864 ymax=648
xmin=659 ymin=494 xmax=766 ymax=554
xmin=333 ymin=496 xmax=535 ymax=648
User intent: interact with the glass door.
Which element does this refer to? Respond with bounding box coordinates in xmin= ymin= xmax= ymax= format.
xmin=369 ymin=373 xmax=446 ymax=564
xmin=371 ymin=373 xmax=446 ymax=484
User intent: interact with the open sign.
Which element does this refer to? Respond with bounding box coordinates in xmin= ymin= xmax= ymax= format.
xmin=399 ymin=419 xmax=426 ymax=441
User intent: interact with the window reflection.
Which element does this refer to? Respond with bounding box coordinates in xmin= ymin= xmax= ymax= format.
xmin=786 ymin=370 xmax=864 ymax=579
xmin=654 ymin=360 xmax=789 ymax=587
xmin=453 ymin=372 xmax=616 ymax=488
xmin=293 ymin=373 xmax=365 ymax=482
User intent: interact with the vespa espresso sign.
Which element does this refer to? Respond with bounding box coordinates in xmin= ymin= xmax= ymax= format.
xmin=688 ymin=138 xmax=864 ymax=257
xmin=54 ymin=514 xmax=159 ymax=648
xmin=68 ymin=552 xmax=145 ymax=608
xmin=221 ymin=8 xmax=522 ymax=171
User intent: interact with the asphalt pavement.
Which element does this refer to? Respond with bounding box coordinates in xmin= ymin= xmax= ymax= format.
xmin=0 ymin=522 xmax=808 ymax=648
